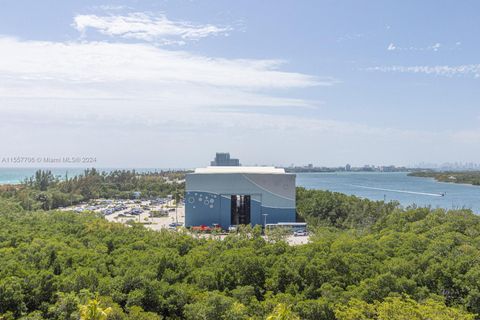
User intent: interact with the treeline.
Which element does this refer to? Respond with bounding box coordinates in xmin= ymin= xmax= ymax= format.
xmin=0 ymin=189 xmax=479 ymax=319
xmin=296 ymin=187 xmax=399 ymax=229
xmin=409 ymin=171 xmax=480 ymax=186
xmin=0 ymin=169 xmax=185 ymax=211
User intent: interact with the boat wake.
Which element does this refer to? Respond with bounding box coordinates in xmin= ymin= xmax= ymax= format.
xmin=349 ymin=184 xmax=444 ymax=197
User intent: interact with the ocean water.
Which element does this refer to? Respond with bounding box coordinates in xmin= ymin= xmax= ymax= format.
xmin=296 ymin=172 xmax=480 ymax=213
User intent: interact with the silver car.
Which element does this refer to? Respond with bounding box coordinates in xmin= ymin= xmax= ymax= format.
xmin=293 ymin=229 xmax=308 ymax=237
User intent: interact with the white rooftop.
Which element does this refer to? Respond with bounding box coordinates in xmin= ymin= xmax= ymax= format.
xmin=194 ymin=166 xmax=286 ymax=174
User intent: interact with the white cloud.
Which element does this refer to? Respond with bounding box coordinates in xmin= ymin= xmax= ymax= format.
xmin=2 ymin=14 xmax=477 ymax=167
xmin=94 ymin=5 xmax=129 ymax=11
xmin=431 ymin=43 xmax=441 ymax=51
xmin=336 ymin=33 xmax=365 ymax=42
xmin=366 ymin=64 xmax=480 ymax=78
xmin=386 ymin=42 xmax=442 ymax=52
xmin=73 ymin=12 xmax=231 ymax=44
xmin=0 ymin=35 xmax=341 ymax=166
xmin=0 ymin=33 xmax=342 ymax=166
xmin=0 ymin=36 xmax=334 ymax=104
xmin=2 ymin=34 xmax=449 ymax=168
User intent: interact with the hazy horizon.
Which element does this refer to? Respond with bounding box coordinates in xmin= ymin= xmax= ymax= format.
xmin=1 ymin=159 xmax=479 ymax=170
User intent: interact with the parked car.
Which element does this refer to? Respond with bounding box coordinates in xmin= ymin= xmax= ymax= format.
xmin=228 ymin=225 xmax=238 ymax=233
xmin=211 ymin=224 xmax=223 ymax=232
xmin=168 ymin=222 xmax=183 ymax=230
xmin=103 ymin=209 xmax=114 ymax=215
xmin=293 ymin=229 xmax=308 ymax=237
xmin=130 ymin=208 xmax=143 ymax=215
xmin=191 ymin=225 xmax=212 ymax=232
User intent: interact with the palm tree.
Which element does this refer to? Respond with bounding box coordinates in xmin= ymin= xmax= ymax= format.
xmin=266 ymin=303 xmax=300 ymax=320
xmin=79 ymin=298 xmax=112 ymax=320
xmin=174 ymin=186 xmax=183 ymax=224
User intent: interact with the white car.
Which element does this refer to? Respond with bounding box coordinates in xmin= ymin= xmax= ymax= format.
xmin=293 ymin=229 xmax=308 ymax=237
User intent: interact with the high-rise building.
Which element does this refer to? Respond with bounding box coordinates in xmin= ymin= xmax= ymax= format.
xmin=210 ymin=152 xmax=240 ymax=166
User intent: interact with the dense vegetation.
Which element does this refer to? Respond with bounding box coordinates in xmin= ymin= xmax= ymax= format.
xmin=296 ymin=188 xmax=399 ymax=229
xmin=1 ymin=185 xmax=480 ymax=319
xmin=0 ymin=169 xmax=185 ymax=211
xmin=409 ymin=171 xmax=480 ymax=186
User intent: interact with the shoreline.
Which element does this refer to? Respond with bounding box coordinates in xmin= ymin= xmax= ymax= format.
xmin=408 ymin=171 xmax=480 ymax=187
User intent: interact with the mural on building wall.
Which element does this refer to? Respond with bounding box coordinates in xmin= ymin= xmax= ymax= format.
xmin=185 ymin=170 xmax=296 ymax=227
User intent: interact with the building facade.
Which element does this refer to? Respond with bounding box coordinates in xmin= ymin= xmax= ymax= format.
xmin=185 ymin=167 xmax=296 ymax=227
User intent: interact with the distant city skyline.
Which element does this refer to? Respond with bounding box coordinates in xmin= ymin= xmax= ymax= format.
xmin=1 ymin=1 xmax=479 ymax=167
xmin=2 ymin=159 xmax=480 ymax=170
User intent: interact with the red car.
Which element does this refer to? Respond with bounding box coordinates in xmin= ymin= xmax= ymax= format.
xmin=191 ymin=224 xmax=223 ymax=233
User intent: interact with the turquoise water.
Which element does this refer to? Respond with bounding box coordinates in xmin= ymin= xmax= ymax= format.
xmin=0 ymin=168 xmax=86 ymax=184
xmin=296 ymin=172 xmax=480 ymax=213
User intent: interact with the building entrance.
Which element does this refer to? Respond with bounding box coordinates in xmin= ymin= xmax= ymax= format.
xmin=231 ymin=195 xmax=251 ymax=225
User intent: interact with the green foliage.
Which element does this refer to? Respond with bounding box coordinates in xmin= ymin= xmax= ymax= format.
xmin=335 ymin=296 xmax=474 ymax=320
xmin=2 ymin=169 xmax=185 ymax=211
xmin=409 ymin=171 xmax=480 ymax=186
xmin=80 ymin=298 xmax=112 ymax=320
xmin=296 ymin=187 xmax=398 ymax=229
xmin=266 ymin=303 xmax=300 ymax=320
xmin=183 ymin=292 xmax=244 ymax=320
xmin=127 ymin=306 xmax=162 ymax=320
xmin=0 ymin=187 xmax=480 ymax=319
xmin=0 ymin=200 xmax=23 ymax=214
xmin=0 ymin=277 xmax=27 ymax=317
xmin=293 ymin=299 xmax=335 ymax=320
xmin=48 ymin=292 xmax=79 ymax=320
xmin=265 ymin=227 xmax=291 ymax=243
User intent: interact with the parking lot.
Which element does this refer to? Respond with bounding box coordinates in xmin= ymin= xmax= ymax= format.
xmin=62 ymin=199 xmax=309 ymax=245
xmin=61 ymin=198 xmax=186 ymax=231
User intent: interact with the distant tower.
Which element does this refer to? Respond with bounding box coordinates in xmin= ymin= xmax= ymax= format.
xmin=345 ymin=164 xmax=351 ymax=171
xmin=210 ymin=153 xmax=240 ymax=166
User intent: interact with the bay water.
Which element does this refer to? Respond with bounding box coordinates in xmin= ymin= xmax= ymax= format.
xmin=296 ymin=172 xmax=480 ymax=213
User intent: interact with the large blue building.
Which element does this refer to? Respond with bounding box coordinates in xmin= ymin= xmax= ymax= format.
xmin=185 ymin=166 xmax=296 ymax=227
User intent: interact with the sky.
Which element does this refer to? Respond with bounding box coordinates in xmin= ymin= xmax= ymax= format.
xmin=0 ymin=0 xmax=479 ymax=168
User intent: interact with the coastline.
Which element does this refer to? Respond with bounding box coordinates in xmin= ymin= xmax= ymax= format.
xmin=408 ymin=171 xmax=480 ymax=187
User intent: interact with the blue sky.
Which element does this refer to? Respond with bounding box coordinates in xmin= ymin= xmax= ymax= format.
xmin=0 ymin=0 xmax=479 ymax=168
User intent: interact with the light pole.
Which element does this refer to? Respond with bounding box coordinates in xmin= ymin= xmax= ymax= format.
xmin=175 ymin=187 xmax=178 ymax=227
xmin=262 ymin=213 xmax=268 ymax=228
xmin=175 ymin=187 xmax=178 ymax=225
